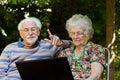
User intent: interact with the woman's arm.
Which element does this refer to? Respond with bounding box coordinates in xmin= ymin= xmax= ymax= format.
xmin=87 ymin=62 xmax=104 ymax=80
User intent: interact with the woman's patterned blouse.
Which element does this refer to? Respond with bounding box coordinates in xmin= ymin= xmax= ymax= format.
xmin=58 ymin=41 xmax=106 ymax=80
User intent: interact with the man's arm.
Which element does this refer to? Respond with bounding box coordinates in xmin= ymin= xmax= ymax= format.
xmin=0 ymin=46 xmax=10 ymax=79
xmin=87 ymin=62 xmax=104 ymax=80
xmin=60 ymin=40 xmax=72 ymax=49
xmin=45 ymin=29 xmax=72 ymax=48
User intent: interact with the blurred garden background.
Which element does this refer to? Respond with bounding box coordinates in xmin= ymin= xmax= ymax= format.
xmin=0 ymin=0 xmax=119 ymax=80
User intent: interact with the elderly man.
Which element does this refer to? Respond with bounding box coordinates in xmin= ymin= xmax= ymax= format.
xmin=0 ymin=17 xmax=70 ymax=80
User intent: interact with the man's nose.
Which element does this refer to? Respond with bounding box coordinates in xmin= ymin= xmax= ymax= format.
xmin=28 ymin=29 xmax=33 ymax=34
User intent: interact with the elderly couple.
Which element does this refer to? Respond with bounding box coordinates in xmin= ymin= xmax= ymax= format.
xmin=0 ymin=14 xmax=106 ymax=80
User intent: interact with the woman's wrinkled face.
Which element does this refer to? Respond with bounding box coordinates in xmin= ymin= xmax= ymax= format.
xmin=19 ymin=21 xmax=40 ymax=47
xmin=69 ymin=26 xmax=89 ymax=46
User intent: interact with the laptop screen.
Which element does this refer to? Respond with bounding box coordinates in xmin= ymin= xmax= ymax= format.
xmin=16 ymin=57 xmax=74 ymax=80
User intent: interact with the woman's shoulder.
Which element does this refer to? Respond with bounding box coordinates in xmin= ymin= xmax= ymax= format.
xmin=87 ymin=41 xmax=104 ymax=51
xmin=88 ymin=41 xmax=103 ymax=48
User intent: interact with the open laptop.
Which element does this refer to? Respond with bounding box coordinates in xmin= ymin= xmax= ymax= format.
xmin=15 ymin=57 xmax=74 ymax=80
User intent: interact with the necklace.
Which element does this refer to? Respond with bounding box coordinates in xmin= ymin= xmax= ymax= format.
xmin=70 ymin=42 xmax=88 ymax=66
xmin=72 ymin=47 xmax=85 ymax=61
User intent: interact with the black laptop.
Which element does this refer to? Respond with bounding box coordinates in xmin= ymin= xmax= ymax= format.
xmin=15 ymin=57 xmax=74 ymax=80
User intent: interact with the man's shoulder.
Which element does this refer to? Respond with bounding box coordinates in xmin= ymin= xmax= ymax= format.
xmin=39 ymin=40 xmax=51 ymax=46
xmin=39 ymin=40 xmax=46 ymax=44
xmin=4 ymin=42 xmax=18 ymax=48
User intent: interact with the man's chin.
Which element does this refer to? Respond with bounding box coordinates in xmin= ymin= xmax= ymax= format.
xmin=28 ymin=42 xmax=36 ymax=44
xmin=27 ymin=39 xmax=37 ymax=44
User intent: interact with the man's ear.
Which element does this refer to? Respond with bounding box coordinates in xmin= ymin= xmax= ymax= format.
xmin=19 ymin=31 xmax=24 ymax=39
xmin=37 ymin=29 xmax=40 ymax=36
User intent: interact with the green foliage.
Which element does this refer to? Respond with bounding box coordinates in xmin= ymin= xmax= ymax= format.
xmin=115 ymin=0 xmax=120 ymax=79
xmin=7 ymin=0 xmax=29 ymax=4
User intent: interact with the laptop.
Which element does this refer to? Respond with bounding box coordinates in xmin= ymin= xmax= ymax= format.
xmin=15 ymin=57 xmax=74 ymax=80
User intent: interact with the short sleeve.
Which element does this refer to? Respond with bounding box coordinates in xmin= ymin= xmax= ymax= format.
xmin=90 ymin=45 xmax=106 ymax=68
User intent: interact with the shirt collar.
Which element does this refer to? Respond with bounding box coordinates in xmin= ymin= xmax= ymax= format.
xmin=17 ymin=38 xmax=40 ymax=48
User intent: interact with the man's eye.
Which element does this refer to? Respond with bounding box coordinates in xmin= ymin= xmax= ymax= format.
xmin=24 ymin=29 xmax=29 ymax=32
xmin=31 ymin=28 xmax=37 ymax=31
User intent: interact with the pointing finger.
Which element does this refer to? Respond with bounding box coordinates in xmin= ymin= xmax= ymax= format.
xmin=47 ymin=29 xmax=53 ymax=37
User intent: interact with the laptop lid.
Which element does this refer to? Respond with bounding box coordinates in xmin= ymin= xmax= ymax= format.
xmin=15 ymin=57 xmax=74 ymax=80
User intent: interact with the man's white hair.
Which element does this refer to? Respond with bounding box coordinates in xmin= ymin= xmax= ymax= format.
xmin=18 ymin=17 xmax=42 ymax=30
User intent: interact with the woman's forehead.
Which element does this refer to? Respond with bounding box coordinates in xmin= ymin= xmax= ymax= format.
xmin=70 ymin=26 xmax=85 ymax=32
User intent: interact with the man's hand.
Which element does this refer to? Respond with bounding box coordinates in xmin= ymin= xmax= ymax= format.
xmin=44 ymin=29 xmax=62 ymax=46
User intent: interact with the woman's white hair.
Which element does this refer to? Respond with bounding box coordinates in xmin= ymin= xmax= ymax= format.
xmin=65 ymin=14 xmax=94 ymax=38
xmin=18 ymin=17 xmax=42 ymax=30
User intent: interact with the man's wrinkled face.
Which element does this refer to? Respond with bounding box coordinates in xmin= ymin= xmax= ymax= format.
xmin=19 ymin=21 xmax=40 ymax=47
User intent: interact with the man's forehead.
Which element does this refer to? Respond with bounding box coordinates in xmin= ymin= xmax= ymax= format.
xmin=22 ymin=21 xmax=37 ymax=28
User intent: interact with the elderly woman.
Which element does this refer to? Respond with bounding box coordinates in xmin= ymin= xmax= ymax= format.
xmin=59 ymin=14 xmax=106 ymax=80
